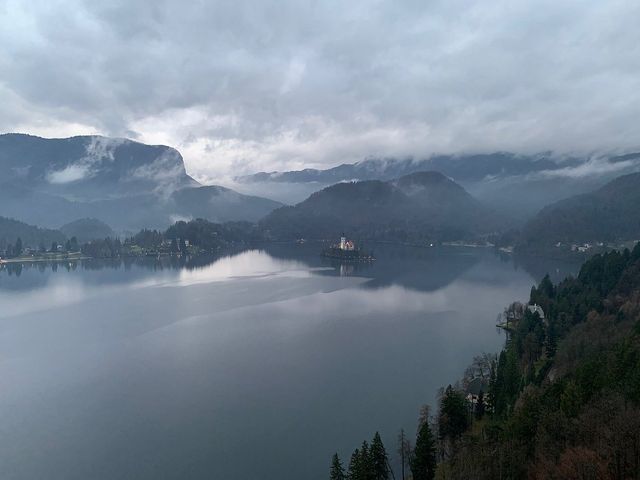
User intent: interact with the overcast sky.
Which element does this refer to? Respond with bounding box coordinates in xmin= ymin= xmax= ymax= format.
xmin=1 ymin=0 xmax=640 ymax=183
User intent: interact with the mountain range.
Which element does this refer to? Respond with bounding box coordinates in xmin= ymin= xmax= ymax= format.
xmin=0 ymin=134 xmax=282 ymax=232
xmin=261 ymin=171 xmax=504 ymax=242
xmin=236 ymin=152 xmax=640 ymax=219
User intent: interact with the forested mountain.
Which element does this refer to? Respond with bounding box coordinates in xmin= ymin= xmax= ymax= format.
xmin=60 ymin=218 xmax=115 ymax=244
xmin=260 ymin=171 xmax=504 ymax=242
xmin=434 ymin=246 xmax=640 ymax=478
xmin=0 ymin=216 xmax=65 ymax=250
xmin=517 ymin=172 xmax=640 ymax=253
xmin=0 ymin=134 xmax=281 ymax=230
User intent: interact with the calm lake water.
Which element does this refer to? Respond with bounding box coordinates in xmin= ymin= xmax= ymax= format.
xmin=0 ymin=244 xmax=579 ymax=479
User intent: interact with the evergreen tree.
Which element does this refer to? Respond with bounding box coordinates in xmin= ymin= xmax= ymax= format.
xmin=370 ymin=432 xmax=390 ymax=480
xmin=359 ymin=441 xmax=374 ymax=480
xmin=348 ymin=448 xmax=362 ymax=480
xmin=330 ymin=453 xmax=346 ymax=480
xmin=411 ymin=419 xmax=437 ymax=480
xmin=15 ymin=237 xmax=23 ymax=256
xmin=438 ymin=385 xmax=469 ymax=441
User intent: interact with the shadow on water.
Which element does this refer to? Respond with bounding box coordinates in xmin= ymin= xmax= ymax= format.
xmin=262 ymin=242 xmax=484 ymax=293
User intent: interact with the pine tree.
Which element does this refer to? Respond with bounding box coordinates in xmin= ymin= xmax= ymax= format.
xmin=438 ymin=385 xmax=469 ymax=441
xmin=330 ymin=453 xmax=346 ymax=480
xmin=370 ymin=432 xmax=390 ymax=480
xmin=411 ymin=419 xmax=437 ymax=480
xmin=359 ymin=441 xmax=374 ymax=480
xmin=15 ymin=237 xmax=23 ymax=256
xmin=348 ymin=448 xmax=362 ymax=480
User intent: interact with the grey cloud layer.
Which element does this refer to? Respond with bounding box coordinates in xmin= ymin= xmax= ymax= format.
xmin=2 ymin=0 xmax=640 ymax=181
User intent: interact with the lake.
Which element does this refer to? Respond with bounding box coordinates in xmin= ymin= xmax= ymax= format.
xmin=0 ymin=244 xmax=579 ymax=479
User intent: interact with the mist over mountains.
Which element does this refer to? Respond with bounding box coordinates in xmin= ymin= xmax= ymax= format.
xmin=236 ymin=152 xmax=640 ymax=219
xmin=261 ymin=171 xmax=504 ymax=242
xmin=0 ymin=134 xmax=281 ymax=232
xmin=518 ymin=172 xmax=640 ymax=253
xmin=3 ymin=132 xmax=640 ymax=252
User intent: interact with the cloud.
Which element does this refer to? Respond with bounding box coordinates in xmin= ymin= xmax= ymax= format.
xmin=45 ymin=136 xmax=126 ymax=184
xmin=47 ymin=164 xmax=91 ymax=184
xmin=1 ymin=0 xmax=640 ymax=182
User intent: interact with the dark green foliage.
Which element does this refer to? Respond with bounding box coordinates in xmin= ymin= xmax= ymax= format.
xmin=132 ymin=229 xmax=164 ymax=249
xmin=165 ymin=218 xmax=262 ymax=251
xmin=370 ymin=432 xmax=390 ymax=480
xmin=443 ymin=243 xmax=640 ymax=478
xmin=336 ymin=433 xmax=391 ymax=480
xmin=81 ymin=237 xmax=122 ymax=258
xmin=438 ymin=385 xmax=469 ymax=441
xmin=410 ymin=420 xmax=437 ymax=480
xmin=347 ymin=448 xmax=362 ymax=480
xmin=329 ymin=453 xmax=346 ymax=480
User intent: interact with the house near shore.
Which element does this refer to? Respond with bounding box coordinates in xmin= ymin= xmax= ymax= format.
xmin=465 ymin=377 xmax=488 ymax=407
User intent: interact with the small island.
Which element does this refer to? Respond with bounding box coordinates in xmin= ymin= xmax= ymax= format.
xmin=321 ymin=235 xmax=375 ymax=262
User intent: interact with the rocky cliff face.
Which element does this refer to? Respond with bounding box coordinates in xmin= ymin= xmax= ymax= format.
xmin=0 ymin=134 xmax=281 ymax=231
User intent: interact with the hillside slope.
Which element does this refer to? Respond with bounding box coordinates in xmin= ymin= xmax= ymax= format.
xmin=260 ymin=171 xmax=503 ymax=241
xmin=518 ymin=172 xmax=640 ymax=252
xmin=0 ymin=216 xmax=65 ymax=250
xmin=0 ymin=134 xmax=281 ymax=230
xmin=439 ymin=245 xmax=640 ymax=478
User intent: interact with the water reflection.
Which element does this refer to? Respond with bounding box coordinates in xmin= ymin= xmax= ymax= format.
xmin=1 ymin=243 xmax=582 ymax=292
xmin=0 ymin=244 xmax=582 ymax=480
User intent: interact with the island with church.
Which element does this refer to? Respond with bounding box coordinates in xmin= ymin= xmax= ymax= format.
xmin=321 ymin=235 xmax=375 ymax=262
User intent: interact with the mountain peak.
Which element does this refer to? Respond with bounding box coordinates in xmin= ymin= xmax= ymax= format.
xmin=0 ymin=134 xmax=282 ymax=230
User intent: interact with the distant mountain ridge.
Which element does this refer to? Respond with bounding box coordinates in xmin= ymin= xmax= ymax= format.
xmin=0 ymin=134 xmax=282 ymax=230
xmin=260 ymin=171 xmax=504 ymax=241
xmin=235 ymin=152 xmax=640 ymax=219
xmin=237 ymin=153 xmax=565 ymax=184
xmin=517 ymin=172 xmax=640 ymax=252
xmin=238 ymin=152 xmax=640 ymax=185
